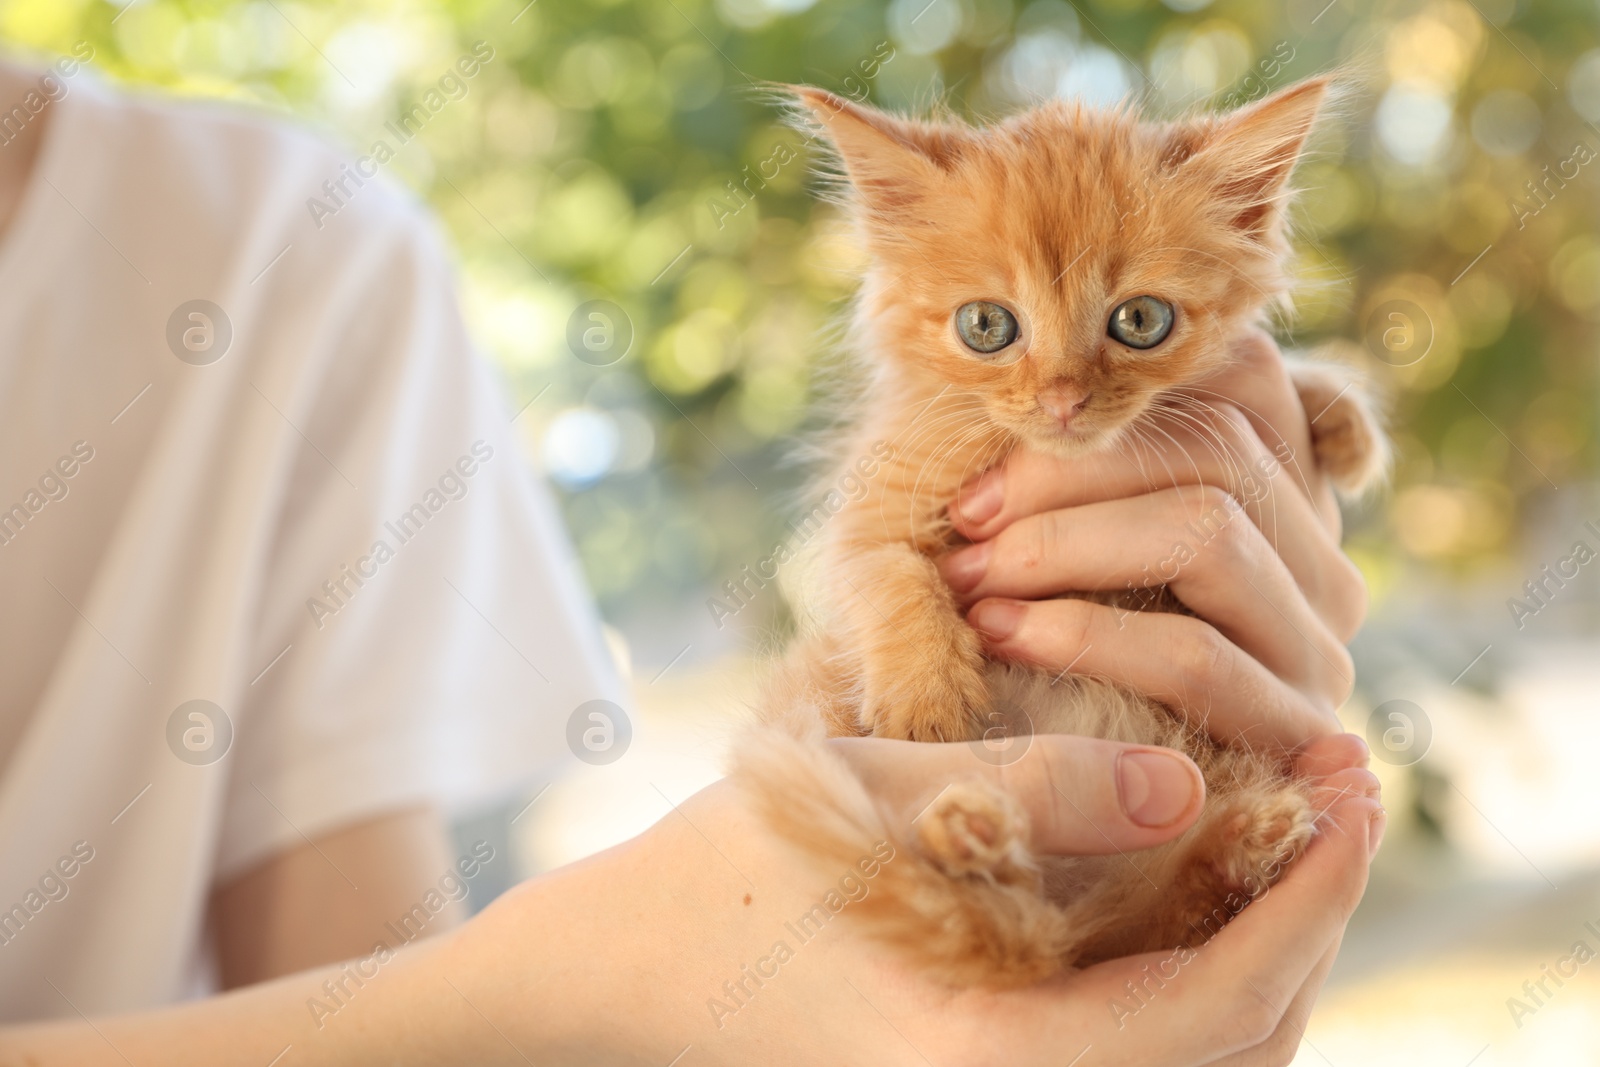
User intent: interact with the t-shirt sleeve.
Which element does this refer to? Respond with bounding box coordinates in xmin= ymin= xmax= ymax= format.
xmin=213 ymin=203 xmax=622 ymax=882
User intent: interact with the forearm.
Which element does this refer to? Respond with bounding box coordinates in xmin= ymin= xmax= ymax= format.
xmin=0 ymin=833 xmax=685 ymax=1067
xmin=0 ymin=749 xmax=1377 ymax=1067
xmin=0 ymin=936 xmax=447 ymax=1066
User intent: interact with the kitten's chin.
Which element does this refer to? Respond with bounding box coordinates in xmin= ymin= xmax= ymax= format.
xmin=1022 ymin=423 xmax=1116 ymax=458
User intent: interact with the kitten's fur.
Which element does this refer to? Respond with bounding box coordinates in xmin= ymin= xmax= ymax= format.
xmin=734 ymin=78 xmax=1387 ymax=987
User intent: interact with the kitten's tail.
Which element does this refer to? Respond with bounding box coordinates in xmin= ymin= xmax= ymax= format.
xmin=730 ymin=727 xmax=1082 ymax=987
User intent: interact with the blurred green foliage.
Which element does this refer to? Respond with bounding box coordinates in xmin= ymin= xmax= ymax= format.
xmin=6 ymin=0 xmax=1598 ymax=634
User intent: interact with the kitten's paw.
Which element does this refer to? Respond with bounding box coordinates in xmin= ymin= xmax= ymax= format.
xmin=1289 ymin=357 xmax=1390 ymax=497
xmin=862 ymin=647 xmax=989 ymax=742
xmin=1206 ymin=789 xmax=1315 ymax=891
xmin=914 ymin=778 xmax=1038 ymax=887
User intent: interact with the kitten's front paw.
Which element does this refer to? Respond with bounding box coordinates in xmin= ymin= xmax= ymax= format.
xmin=862 ymin=654 xmax=988 ymax=742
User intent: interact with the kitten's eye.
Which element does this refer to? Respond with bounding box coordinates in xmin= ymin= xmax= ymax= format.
xmin=1107 ymin=296 xmax=1175 ymax=350
xmin=955 ymin=301 xmax=1019 ymax=355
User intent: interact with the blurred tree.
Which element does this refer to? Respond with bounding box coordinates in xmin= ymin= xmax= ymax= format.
xmin=5 ymin=0 xmax=1596 ymax=637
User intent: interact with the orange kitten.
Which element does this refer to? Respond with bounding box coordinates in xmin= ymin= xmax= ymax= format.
xmin=733 ymin=77 xmax=1387 ymax=987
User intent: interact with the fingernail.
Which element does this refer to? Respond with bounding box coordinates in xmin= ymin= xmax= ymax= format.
xmin=970 ymin=599 xmax=1024 ymax=641
xmin=1117 ymin=749 xmax=1199 ymax=828
xmin=957 ymin=470 xmax=1004 ymax=525
xmin=1368 ymin=806 xmax=1387 ymax=858
xmin=941 ymin=542 xmax=991 ymax=594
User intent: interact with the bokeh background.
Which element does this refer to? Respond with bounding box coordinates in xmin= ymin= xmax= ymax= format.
xmin=5 ymin=0 xmax=1600 ymax=1061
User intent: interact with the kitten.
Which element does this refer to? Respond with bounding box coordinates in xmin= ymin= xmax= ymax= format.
xmin=733 ymin=77 xmax=1387 ymax=987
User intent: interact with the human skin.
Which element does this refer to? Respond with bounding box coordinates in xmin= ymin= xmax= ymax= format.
xmin=211 ymin=806 xmax=467 ymax=987
xmin=1 ymin=733 xmax=1380 ymax=1067
xmin=942 ymin=329 xmax=1367 ymax=751
xmin=0 ymin=332 xmax=1382 ymax=1064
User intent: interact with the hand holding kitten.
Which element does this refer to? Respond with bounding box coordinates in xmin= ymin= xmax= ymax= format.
xmin=940 ymin=329 xmax=1368 ymax=752
xmin=429 ymin=732 xmax=1379 ymax=1067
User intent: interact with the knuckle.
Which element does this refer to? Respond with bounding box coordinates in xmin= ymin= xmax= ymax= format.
xmin=1190 ymin=483 xmax=1242 ymax=520
xmin=1206 ymin=502 xmax=1256 ymax=564
xmin=1174 ymin=621 xmax=1229 ymax=692
xmin=1254 ymin=1027 xmax=1303 ymax=1067
xmin=1211 ymin=403 xmax=1259 ymax=452
xmin=1303 ymin=640 xmax=1356 ymax=714
xmin=1327 ymin=645 xmax=1356 ymax=705
xmin=1054 ymin=598 xmax=1098 ymax=657
xmin=1324 ymin=552 xmax=1369 ymax=641
xmin=1238 ymin=989 xmax=1289 ymax=1047
xmin=1169 ymin=485 xmax=1247 ymax=559
xmin=1208 ymin=994 xmax=1281 ymax=1054
xmin=1237 ymin=330 xmax=1279 ymax=372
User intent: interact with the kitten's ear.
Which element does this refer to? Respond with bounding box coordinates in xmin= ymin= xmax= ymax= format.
xmin=1175 ymin=77 xmax=1330 ymax=239
xmin=783 ymin=86 xmax=962 ymax=213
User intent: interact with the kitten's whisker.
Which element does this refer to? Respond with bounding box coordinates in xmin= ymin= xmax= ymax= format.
xmin=873 ymin=397 xmax=991 ymax=527
xmin=1154 ymin=409 xmax=1247 ymax=485
xmin=1134 ymin=426 xmax=1192 ymax=499
xmin=900 ymin=419 xmax=1000 ymax=544
xmin=1127 ymin=411 xmax=1209 ymax=497
xmin=1183 ymin=383 xmax=1324 ymax=506
xmin=1161 ymin=394 xmax=1290 ymax=556
xmin=1158 ymin=392 xmax=1272 ymax=507
xmin=1148 ymin=401 xmax=1255 ymax=489
xmin=917 ymin=426 xmax=1007 ymax=523
xmin=1150 ymin=409 xmax=1268 ymax=546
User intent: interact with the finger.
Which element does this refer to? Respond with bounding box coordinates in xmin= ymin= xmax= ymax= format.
xmin=1051 ymin=769 xmax=1377 ymax=1066
xmin=1191 ymin=328 xmax=1341 ymax=535
xmin=950 ymin=408 xmax=1365 ymax=641
xmin=1293 ymin=732 xmax=1370 ymax=780
xmin=977 ymin=769 xmax=1378 ymax=1067
xmin=1040 ymin=939 xmax=1340 ymax=1067
xmin=827 ymin=733 xmax=1206 ymax=856
xmin=964 ymin=596 xmax=1342 ymax=748
xmin=952 ymin=401 xmax=1310 ymax=542
xmin=1201 ymin=937 xmax=1342 ymax=1067
xmin=940 ymin=487 xmax=1354 ymax=703
xmin=1141 ymin=770 xmax=1379 ymax=1063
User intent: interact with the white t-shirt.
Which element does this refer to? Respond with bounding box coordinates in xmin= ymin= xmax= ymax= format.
xmin=0 ymin=70 xmax=621 ymax=1018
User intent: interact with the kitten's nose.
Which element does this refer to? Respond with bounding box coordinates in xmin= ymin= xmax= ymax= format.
xmin=1037 ymin=382 xmax=1091 ymax=427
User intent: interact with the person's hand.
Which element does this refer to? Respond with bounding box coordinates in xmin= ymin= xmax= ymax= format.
xmin=0 ymin=733 xmax=1379 ymax=1067
xmin=938 ymin=329 xmax=1367 ymax=750
xmin=437 ymin=731 xmax=1381 ymax=1067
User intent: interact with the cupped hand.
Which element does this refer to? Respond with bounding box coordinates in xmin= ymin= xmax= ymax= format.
xmin=440 ymin=731 xmax=1380 ymax=1067
xmin=938 ymin=330 xmax=1368 ymax=751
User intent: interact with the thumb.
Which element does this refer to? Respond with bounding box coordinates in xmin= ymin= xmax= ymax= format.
xmin=829 ymin=733 xmax=1205 ymax=856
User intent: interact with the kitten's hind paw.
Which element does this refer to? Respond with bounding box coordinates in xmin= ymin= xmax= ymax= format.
xmin=1288 ymin=354 xmax=1390 ymax=497
xmin=914 ymin=778 xmax=1039 ymax=888
xmin=1206 ymin=788 xmax=1315 ymax=892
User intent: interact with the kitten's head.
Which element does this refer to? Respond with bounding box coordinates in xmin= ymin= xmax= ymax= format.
xmin=789 ymin=79 xmax=1329 ymax=456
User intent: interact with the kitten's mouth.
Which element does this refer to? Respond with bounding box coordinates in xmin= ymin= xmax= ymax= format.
xmin=1028 ymin=416 xmax=1109 ymax=455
